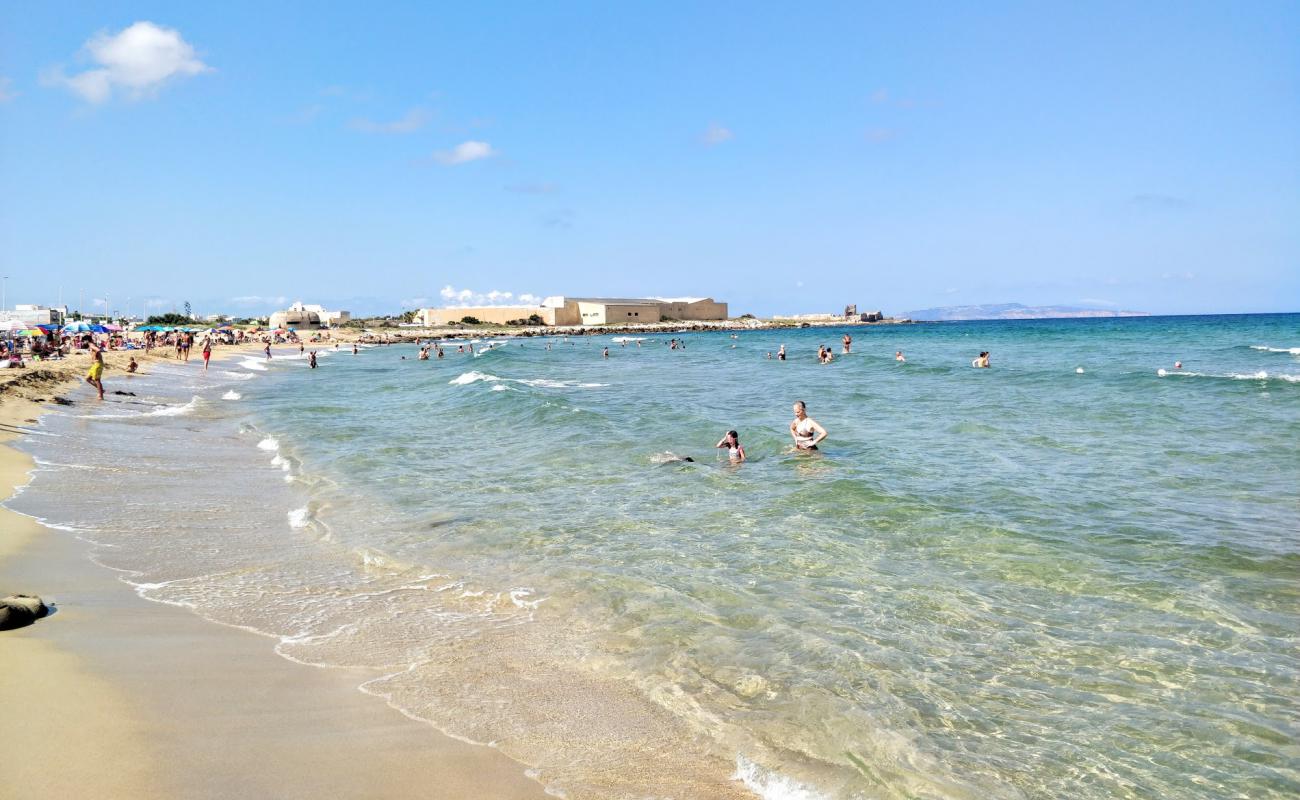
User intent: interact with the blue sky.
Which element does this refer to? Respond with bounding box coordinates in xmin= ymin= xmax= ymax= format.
xmin=1 ymin=1 xmax=1297 ymax=318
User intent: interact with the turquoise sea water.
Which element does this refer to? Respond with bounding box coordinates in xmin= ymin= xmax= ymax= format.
xmin=10 ymin=314 xmax=1300 ymax=799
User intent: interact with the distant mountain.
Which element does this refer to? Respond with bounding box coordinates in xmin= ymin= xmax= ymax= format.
xmin=899 ymin=303 xmax=1149 ymax=321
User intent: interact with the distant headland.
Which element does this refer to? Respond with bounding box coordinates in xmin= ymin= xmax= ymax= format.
xmin=900 ymin=303 xmax=1149 ymax=321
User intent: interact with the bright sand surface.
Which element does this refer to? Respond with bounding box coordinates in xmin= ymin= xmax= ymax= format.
xmin=0 ymin=350 xmax=548 ymax=800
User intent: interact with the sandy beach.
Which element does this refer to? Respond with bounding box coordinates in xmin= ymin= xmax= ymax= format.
xmin=0 ymin=346 xmax=547 ymax=800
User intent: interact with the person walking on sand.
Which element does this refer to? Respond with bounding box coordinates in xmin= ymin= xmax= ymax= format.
xmin=790 ymin=401 xmax=827 ymax=451
xmin=202 ymin=339 xmax=212 ymax=371
xmin=842 ymin=333 xmax=852 ymax=354
xmin=85 ymin=342 xmax=106 ymax=400
xmin=716 ymin=430 xmax=746 ymax=462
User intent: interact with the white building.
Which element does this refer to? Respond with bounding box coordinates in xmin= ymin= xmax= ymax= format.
xmin=0 ymin=304 xmax=65 ymax=326
xmin=269 ymin=301 xmax=351 ymax=330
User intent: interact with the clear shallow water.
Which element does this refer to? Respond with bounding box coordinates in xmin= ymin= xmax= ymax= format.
xmin=9 ymin=315 xmax=1300 ymax=799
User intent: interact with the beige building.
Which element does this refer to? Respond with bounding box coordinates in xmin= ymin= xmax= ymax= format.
xmin=416 ymin=297 xmax=727 ymax=327
xmin=269 ymin=301 xmax=351 ymax=330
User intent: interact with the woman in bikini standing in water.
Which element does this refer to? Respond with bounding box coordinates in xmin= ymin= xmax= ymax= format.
xmin=790 ymin=400 xmax=827 ymax=451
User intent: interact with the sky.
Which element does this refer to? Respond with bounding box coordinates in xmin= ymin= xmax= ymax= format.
xmin=1 ymin=1 xmax=1297 ymax=318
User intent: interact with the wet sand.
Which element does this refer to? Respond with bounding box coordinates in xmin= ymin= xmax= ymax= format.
xmin=0 ymin=358 xmax=547 ymax=799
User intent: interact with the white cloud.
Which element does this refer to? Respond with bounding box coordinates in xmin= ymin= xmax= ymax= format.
xmin=350 ymin=107 xmax=431 ymax=134
xmin=1160 ymin=272 xmax=1196 ymax=281
xmin=45 ymin=21 xmax=211 ymax=104
xmin=438 ymin=285 xmax=543 ymax=307
xmin=702 ymin=122 xmax=733 ymax=145
xmin=0 ymin=77 xmax=17 ymax=102
xmin=433 ymin=141 xmax=496 ymax=165
xmin=231 ymin=295 xmax=288 ymax=306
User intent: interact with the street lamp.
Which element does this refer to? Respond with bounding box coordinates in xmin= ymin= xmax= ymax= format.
xmin=1 ymin=275 xmax=8 ymax=313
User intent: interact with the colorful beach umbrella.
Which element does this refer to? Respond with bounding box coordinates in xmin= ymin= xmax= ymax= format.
xmin=62 ymin=321 xmax=94 ymax=333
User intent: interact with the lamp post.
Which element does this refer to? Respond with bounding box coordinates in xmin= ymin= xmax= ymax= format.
xmin=1 ymin=275 xmax=7 ymax=313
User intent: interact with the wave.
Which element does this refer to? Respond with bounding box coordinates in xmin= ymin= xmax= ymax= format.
xmin=1250 ymin=345 xmax=1300 ymax=355
xmin=221 ymin=370 xmax=255 ymax=381
xmin=1157 ymin=369 xmax=1299 ymax=382
xmin=449 ymin=371 xmax=609 ymax=390
xmin=733 ymin=756 xmax=828 ymax=800
xmin=257 ymin=436 xmax=280 ymax=451
xmin=150 ymin=396 xmax=201 ymax=416
xmin=222 ymin=390 xmax=242 ymax=400
xmin=239 ymin=358 xmax=269 ymax=372
xmin=287 ymin=507 xmax=310 ymax=528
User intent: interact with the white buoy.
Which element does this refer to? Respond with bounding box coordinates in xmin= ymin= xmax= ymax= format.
xmin=1076 ymin=367 xmax=1085 ymax=374
xmin=1157 ymin=368 xmax=1167 ymax=377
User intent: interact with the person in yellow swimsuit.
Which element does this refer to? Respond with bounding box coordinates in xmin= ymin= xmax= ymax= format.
xmin=85 ymin=344 xmax=106 ymax=400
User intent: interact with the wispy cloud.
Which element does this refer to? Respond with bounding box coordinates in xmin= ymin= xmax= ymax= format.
xmin=43 ymin=21 xmax=211 ymax=104
xmin=1132 ymin=193 xmax=1191 ymax=210
xmin=282 ymin=104 xmax=324 ymax=125
xmin=350 ymin=107 xmax=431 ymax=134
xmin=0 ymin=77 xmax=17 ymax=103
xmin=320 ymin=84 xmax=372 ymax=101
xmin=540 ymin=209 xmax=575 ymax=229
xmin=870 ymin=88 xmax=891 ymax=104
xmin=231 ymin=295 xmax=288 ymax=306
xmin=432 ymin=140 xmax=495 ymax=165
xmin=504 ymin=182 xmax=558 ymax=194
xmin=1160 ymin=271 xmax=1196 ymax=281
xmin=438 ymin=285 xmax=542 ymax=306
xmin=400 ymin=297 xmax=430 ymax=308
xmin=143 ymin=297 xmax=173 ymax=309
xmin=865 ymin=127 xmax=897 ymax=143
xmin=701 ymin=122 xmax=734 ymax=146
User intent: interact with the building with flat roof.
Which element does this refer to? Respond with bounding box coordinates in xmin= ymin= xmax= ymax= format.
xmin=416 ymin=296 xmax=727 ymax=327
xmin=268 ymin=301 xmax=351 ymax=330
xmin=0 ymin=304 xmax=65 ymax=326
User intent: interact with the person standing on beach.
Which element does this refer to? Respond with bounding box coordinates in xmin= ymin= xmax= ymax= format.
xmin=842 ymin=333 xmax=852 ymax=354
xmin=85 ymin=342 xmax=106 ymax=400
xmin=202 ymin=339 xmax=212 ymax=371
xmin=790 ymin=401 xmax=827 ymax=451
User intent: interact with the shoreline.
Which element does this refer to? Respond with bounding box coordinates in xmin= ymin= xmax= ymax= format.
xmin=0 ymin=348 xmax=549 ymax=799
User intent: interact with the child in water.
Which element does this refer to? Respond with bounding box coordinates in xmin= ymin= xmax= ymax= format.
xmin=715 ymin=430 xmax=746 ymax=462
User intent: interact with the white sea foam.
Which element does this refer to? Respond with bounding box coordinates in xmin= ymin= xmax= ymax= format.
xmin=515 ymin=378 xmax=610 ymax=389
xmin=257 ymin=436 xmax=279 ymax=451
xmin=149 ymin=396 xmax=201 ymax=417
xmin=733 ymin=756 xmax=829 ymax=800
xmin=491 ymin=384 xmax=508 ymax=391
xmin=240 ymin=358 xmax=269 ymax=371
xmin=449 ymin=371 xmax=498 ymax=385
xmin=222 ymin=390 xmax=242 ymax=400
xmin=1250 ymin=345 xmax=1300 ymax=355
xmin=221 ymin=370 xmax=255 ymax=380
xmin=287 ymin=507 xmax=310 ymax=528
xmin=1157 ymin=369 xmax=1298 ymax=382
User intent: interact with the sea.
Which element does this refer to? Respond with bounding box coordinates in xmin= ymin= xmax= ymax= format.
xmin=8 ymin=313 xmax=1299 ymax=799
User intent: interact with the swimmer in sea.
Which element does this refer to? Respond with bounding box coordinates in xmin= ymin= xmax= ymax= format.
xmin=602 ymin=347 xmax=609 ymax=359
xmin=790 ymin=401 xmax=827 ymax=451
xmin=895 ymin=350 xmax=905 ymax=362
xmin=842 ymin=333 xmax=852 ymax=354
xmin=972 ymin=351 xmax=990 ymax=368
xmin=716 ymin=430 xmax=746 ymax=462
xmin=778 ymin=344 xmax=786 ymax=361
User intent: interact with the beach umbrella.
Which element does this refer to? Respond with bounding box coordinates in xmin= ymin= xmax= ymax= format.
xmin=103 ymin=324 xmax=123 ymax=332
xmin=62 ymin=321 xmax=94 ymax=333
xmin=2 ymin=320 xmax=27 ymax=332
xmin=16 ymin=329 xmax=44 ymax=337
xmin=36 ymin=324 xmax=60 ymax=334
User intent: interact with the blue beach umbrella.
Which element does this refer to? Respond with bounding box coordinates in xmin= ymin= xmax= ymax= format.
xmin=62 ymin=321 xmax=94 ymax=333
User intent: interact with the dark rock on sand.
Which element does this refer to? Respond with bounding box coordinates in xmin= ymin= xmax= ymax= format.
xmin=0 ymin=595 xmax=50 ymax=630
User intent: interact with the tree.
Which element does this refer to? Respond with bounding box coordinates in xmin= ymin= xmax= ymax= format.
xmin=183 ymin=301 xmax=192 ymax=318
xmin=146 ymin=312 xmax=194 ymax=325
xmin=400 ymin=310 xmax=418 ymax=324
xmin=460 ymin=316 xmax=481 ymax=325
